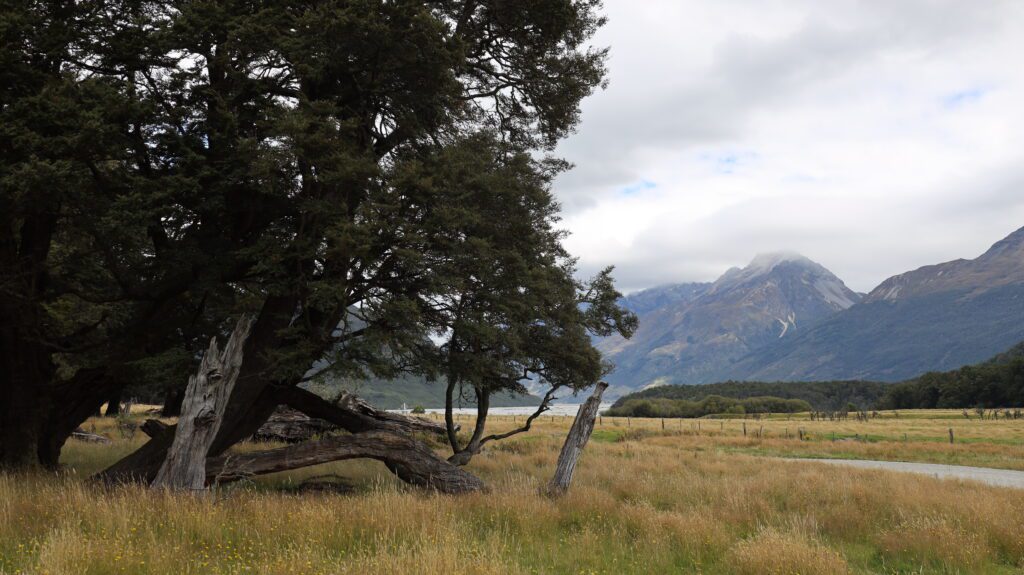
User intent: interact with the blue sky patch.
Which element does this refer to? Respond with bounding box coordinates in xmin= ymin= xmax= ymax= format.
xmin=619 ymin=180 xmax=657 ymax=197
xmin=943 ymin=87 xmax=986 ymax=109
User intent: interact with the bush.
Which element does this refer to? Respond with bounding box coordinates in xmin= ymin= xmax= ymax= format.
xmin=410 ymin=405 xmax=426 ymax=414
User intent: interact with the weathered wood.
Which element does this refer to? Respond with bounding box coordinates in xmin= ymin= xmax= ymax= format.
xmin=275 ymin=386 xmax=454 ymax=436
xmin=151 ymin=316 xmax=254 ymax=491
xmin=545 ymin=381 xmax=607 ymax=497
xmin=206 ymin=430 xmax=484 ymax=494
xmin=71 ymin=428 xmax=111 ymax=444
xmin=334 ymin=391 xmax=452 ymax=435
xmin=252 ymin=407 xmax=336 ymax=443
xmin=96 ymin=386 xmax=453 ymax=485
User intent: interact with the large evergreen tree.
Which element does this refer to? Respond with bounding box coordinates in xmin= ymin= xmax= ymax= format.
xmin=1 ymin=0 xmax=633 ymax=477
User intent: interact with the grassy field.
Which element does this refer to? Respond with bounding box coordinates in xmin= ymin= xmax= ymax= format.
xmin=2 ymin=408 xmax=1023 ymax=574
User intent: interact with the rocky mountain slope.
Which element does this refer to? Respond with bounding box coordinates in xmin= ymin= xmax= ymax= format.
xmin=725 ymin=226 xmax=1024 ymax=382
xmin=599 ymin=253 xmax=860 ymax=395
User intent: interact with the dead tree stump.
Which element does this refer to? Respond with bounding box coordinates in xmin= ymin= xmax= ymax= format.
xmin=545 ymin=381 xmax=607 ymax=497
xmin=151 ymin=316 xmax=254 ymax=491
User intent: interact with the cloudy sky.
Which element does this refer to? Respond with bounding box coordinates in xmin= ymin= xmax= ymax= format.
xmin=554 ymin=0 xmax=1024 ymax=293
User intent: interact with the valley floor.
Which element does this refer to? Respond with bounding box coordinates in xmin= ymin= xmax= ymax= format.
xmin=2 ymin=409 xmax=1023 ymax=574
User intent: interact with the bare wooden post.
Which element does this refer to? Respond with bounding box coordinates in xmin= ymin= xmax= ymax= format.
xmin=152 ymin=315 xmax=254 ymax=491
xmin=949 ymin=428 xmax=954 ymax=444
xmin=545 ymin=382 xmax=608 ymax=497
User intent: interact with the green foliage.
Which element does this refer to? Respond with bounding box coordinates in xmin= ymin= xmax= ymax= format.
xmin=878 ymin=357 xmax=1024 ymax=409
xmin=605 ymin=395 xmax=811 ymax=418
xmin=410 ymin=405 xmax=425 ymax=415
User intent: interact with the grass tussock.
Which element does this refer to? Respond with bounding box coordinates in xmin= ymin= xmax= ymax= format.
xmin=727 ymin=527 xmax=850 ymax=575
xmin=1 ymin=410 xmax=1023 ymax=573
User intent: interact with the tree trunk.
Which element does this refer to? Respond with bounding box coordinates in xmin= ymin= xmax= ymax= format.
xmin=152 ymin=316 xmax=254 ymax=491
xmin=37 ymin=367 xmax=112 ymax=467
xmin=104 ymin=388 xmax=122 ymax=417
xmin=161 ymin=384 xmax=185 ymax=417
xmin=545 ymin=381 xmax=607 ymax=497
xmin=97 ymin=295 xmax=336 ymax=483
xmin=448 ymin=388 xmax=489 ymax=466
xmin=0 ymin=317 xmax=53 ymax=470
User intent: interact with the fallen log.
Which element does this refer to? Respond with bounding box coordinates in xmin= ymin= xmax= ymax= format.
xmin=207 ymin=430 xmax=485 ymax=494
xmin=273 ymin=386 xmax=454 ymax=437
xmin=545 ymin=381 xmax=607 ymax=497
xmin=335 ymin=391 xmax=451 ymax=436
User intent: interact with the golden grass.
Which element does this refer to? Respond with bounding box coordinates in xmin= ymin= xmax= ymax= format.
xmin=1 ymin=410 xmax=1023 ymax=574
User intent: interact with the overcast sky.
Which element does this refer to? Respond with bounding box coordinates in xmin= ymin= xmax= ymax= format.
xmin=554 ymin=0 xmax=1024 ymax=293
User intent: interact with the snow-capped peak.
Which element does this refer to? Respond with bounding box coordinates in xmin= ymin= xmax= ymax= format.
xmin=746 ymin=251 xmax=811 ymax=273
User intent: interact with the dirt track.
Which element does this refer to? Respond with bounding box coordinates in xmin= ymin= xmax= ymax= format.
xmin=785 ymin=458 xmax=1024 ymax=490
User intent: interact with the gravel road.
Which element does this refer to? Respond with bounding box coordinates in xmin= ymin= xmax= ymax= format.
xmin=785 ymin=458 xmax=1024 ymax=490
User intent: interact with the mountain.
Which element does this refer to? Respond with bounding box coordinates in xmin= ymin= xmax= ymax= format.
xmin=726 ymin=226 xmax=1024 ymax=382
xmin=599 ymin=252 xmax=860 ymax=395
xmin=618 ymin=282 xmax=711 ymax=315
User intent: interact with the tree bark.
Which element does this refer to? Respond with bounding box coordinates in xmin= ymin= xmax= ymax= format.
xmin=252 ymin=407 xmax=336 ymax=443
xmin=332 ymin=391 xmax=450 ymax=436
xmin=545 ymin=381 xmax=607 ymax=497
xmin=37 ymin=367 xmax=112 ymax=467
xmin=152 ymin=316 xmax=254 ymax=491
xmin=0 ymin=302 xmax=54 ymax=470
xmin=104 ymin=388 xmax=122 ymax=417
xmin=448 ymin=387 xmax=489 ymax=466
xmin=206 ymin=430 xmax=484 ymax=494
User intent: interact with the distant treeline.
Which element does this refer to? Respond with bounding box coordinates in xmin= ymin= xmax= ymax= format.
xmin=609 ymin=341 xmax=1024 ymax=415
xmin=877 ymin=356 xmax=1024 ymax=409
xmin=605 ymin=395 xmax=811 ymax=418
xmin=611 ymin=380 xmax=889 ymax=412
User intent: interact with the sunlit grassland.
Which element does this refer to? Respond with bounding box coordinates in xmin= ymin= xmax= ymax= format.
xmin=1 ymin=408 xmax=1022 ymax=574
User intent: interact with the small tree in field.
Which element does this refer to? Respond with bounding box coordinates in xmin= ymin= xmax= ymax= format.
xmin=402 ymin=137 xmax=636 ymax=465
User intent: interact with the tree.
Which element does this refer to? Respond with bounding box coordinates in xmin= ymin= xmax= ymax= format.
xmin=2 ymin=0 xmax=622 ymax=481
xmin=375 ymin=133 xmax=634 ymax=465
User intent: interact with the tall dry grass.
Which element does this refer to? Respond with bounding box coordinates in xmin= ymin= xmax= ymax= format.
xmin=1 ymin=410 xmax=1022 ymax=574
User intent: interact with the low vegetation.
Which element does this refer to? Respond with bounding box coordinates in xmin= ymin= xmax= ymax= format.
xmin=2 ymin=408 xmax=1024 ymax=574
xmin=612 ymin=380 xmax=890 ymax=411
xmin=605 ymin=395 xmax=811 ymax=418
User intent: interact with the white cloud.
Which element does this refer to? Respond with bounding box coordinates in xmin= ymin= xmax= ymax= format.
xmin=555 ymin=0 xmax=1024 ymax=293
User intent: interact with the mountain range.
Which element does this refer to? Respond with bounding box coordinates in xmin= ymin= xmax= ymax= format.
xmin=600 ymin=226 xmax=1024 ymax=398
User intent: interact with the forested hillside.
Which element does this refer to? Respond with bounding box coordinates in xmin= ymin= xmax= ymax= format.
xmin=611 ymin=340 xmax=1024 ymax=414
